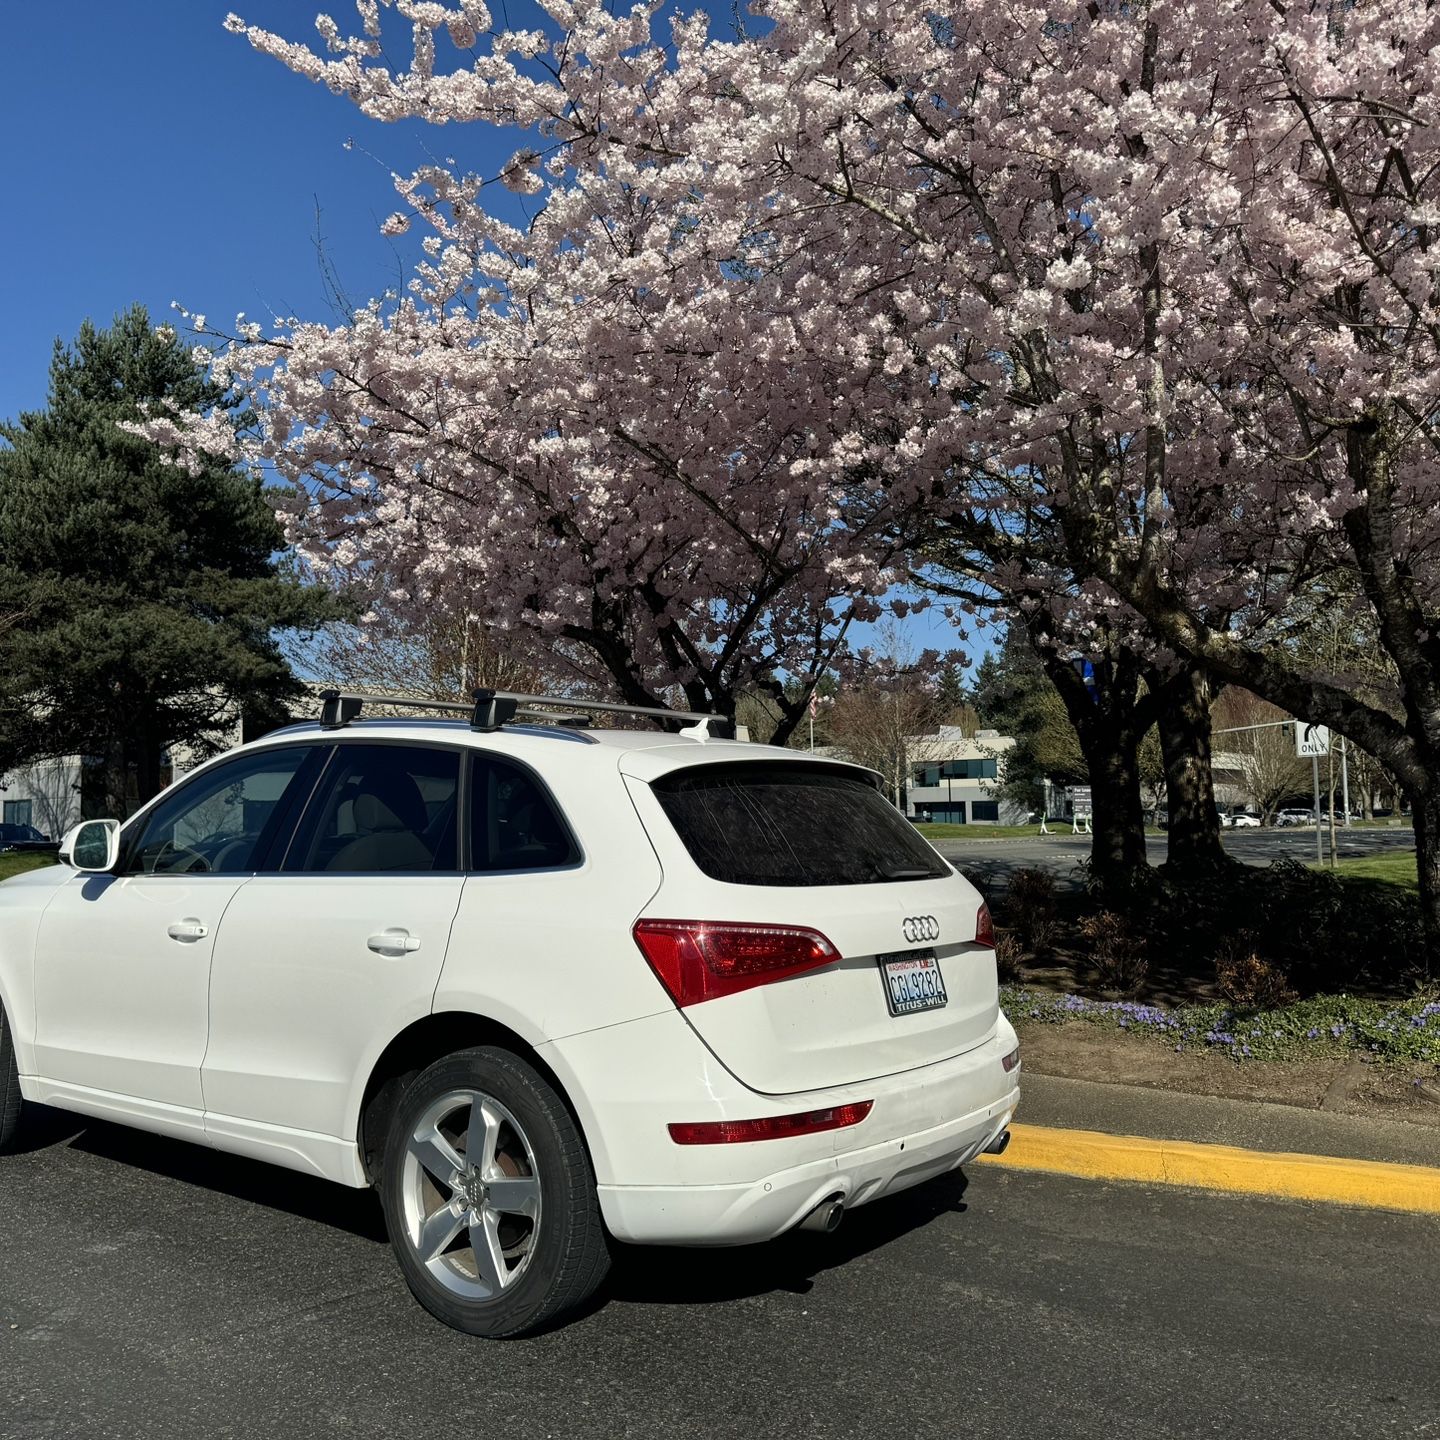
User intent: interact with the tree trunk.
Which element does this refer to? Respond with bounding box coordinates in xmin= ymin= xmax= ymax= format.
xmin=1153 ymin=665 xmax=1228 ymax=871
xmin=1033 ymin=637 xmax=1152 ymax=895
xmin=134 ymin=717 xmax=164 ymax=810
xmin=103 ymin=732 xmax=131 ymax=820
xmin=1082 ymin=724 xmax=1149 ymax=890
xmin=1414 ymin=787 xmax=1440 ymax=982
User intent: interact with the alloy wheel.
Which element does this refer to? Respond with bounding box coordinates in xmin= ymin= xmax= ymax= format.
xmin=398 ymin=1088 xmax=542 ymax=1300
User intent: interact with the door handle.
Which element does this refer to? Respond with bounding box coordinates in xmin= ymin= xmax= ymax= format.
xmin=367 ymin=928 xmax=422 ymax=956
xmin=167 ymin=918 xmax=209 ymax=943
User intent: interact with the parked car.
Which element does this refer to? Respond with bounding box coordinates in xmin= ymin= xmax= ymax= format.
xmin=1228 ymin=813 xmax=1261 ymax=828
xmin=1276 ymin=808 xmax=1314 ymax=827
xmin=0 ymin=691 xmax=1018 ymax=1338
xmin=0 ymin=822 xmax=58 ymax=854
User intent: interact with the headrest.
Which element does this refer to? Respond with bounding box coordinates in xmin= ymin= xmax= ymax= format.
xmin=353 ymin=790 xmax=408 ymax=833
xmin=347 ymin=768 xmax=428 ymax=835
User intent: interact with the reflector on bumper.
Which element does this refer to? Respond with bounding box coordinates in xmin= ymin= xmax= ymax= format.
xmin=668 ymin=1101 xmax=874 ymax=1145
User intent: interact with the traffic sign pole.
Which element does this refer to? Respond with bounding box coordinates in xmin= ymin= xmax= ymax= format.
xmin=1312 ymin=753 xmax=1323 ymax=866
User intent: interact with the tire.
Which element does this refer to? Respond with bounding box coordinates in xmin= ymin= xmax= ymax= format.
xmin=0 ymin=1000 xmax=22 ymax=1153
xmin=378 ymin=1046 xmax=610 ymax=1338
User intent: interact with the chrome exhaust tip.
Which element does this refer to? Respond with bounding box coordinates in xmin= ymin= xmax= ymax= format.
xmin=798 ymin=1195 xmax=846 ymax=1233
xmin=984 ymin=1128 xmax=1011 ymax=1156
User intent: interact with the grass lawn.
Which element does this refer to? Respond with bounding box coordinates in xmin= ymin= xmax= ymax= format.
xmin=1320 ymin=852 xmax=1418 ymax=890
xmin=916 ymin=822 xmax=1164 ymax=841
xmin=915 ymin=822 xmax=1050 ymax=840
xmin=0 ymin=853 xmax=58 ymax=882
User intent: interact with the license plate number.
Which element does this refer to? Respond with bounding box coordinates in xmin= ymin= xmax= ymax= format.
xmin=877 ymin=950 xmax=948 ymax=1016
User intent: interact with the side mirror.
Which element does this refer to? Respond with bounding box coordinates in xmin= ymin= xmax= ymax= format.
xmin=61 ymin=819 xmax=121 ymax=873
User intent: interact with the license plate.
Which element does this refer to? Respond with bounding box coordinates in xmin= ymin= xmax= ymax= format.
xmin=877 ymin=949 xmax=948 ymax=1016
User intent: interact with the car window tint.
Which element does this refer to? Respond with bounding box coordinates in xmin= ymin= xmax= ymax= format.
xmin=127 ymin=747 xmax=312 ymax=876
xmin=652 ymin=762 xmax=952 ymax=887
xmin=469 ymin=757 xmax=578 ymax=872
xmin=288 ymin=744 xmax=460 ymax=874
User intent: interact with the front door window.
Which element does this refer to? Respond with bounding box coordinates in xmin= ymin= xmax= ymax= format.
xmin=127 ymin=746 xmax=314 ymax=875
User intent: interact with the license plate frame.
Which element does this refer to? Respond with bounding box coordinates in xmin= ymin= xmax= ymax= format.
xmin=877 ymin=948 xmax=948 ymax=1017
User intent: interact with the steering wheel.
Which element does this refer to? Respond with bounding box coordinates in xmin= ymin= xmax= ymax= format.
xmin=150 ymin=838 xmax=211 ymax=875
xmin=208 ymin=838 xmax=254 ymax=872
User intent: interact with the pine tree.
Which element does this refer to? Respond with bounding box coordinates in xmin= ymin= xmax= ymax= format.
xmin=974 ymin=628 xmax=1087 ymax=814
xmin=0 ymin=306 xmax=342 ymax=814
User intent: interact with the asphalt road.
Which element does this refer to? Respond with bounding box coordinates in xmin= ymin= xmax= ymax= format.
xmin=2 ymin=1109 xmax=1437 ymax=1439
xmin=936 ymin=825 xmax=1417 ymax=897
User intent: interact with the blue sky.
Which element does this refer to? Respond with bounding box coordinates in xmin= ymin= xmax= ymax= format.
xmin=0 ymin=0 xmax=975 ymax=666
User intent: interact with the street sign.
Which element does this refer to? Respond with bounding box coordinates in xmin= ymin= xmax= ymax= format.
xmin=1074 ymin=658 xmax=1099 ymax=704
xmin=1296 ymin=723 xmax=1331 ymax=759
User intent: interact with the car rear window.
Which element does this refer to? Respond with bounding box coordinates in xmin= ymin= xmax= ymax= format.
xmin=650 ymin=761 xmax=952 ymax=887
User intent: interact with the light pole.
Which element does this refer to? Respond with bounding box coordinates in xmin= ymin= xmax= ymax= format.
xmin=1341 ymin=735 xmax=1351 ymax=826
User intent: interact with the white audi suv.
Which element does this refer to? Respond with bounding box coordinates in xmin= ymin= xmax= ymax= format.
xmin=0 ymin=692 xmax=1019 ymax=1336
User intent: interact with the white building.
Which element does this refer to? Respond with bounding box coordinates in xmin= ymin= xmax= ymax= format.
xmin=1 ymin=756 xmax=85 ymax=840
xmin=903 ymin=727 xmax=1025 ymax=825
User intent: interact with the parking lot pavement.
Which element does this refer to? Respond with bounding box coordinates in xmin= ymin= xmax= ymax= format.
xmin=935 ymin=826 xmax=1417 ymax=897
xmin=3 ymin=1111 xmax=1438 ymax=1439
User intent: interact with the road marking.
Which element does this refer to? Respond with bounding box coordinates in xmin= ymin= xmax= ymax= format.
xmin=973 ymin=1123 xmax=1440 ymax=1215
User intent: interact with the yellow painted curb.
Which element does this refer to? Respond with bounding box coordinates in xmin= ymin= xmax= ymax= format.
xmin=972 ymin=1122 xmax=1440 ymax=1216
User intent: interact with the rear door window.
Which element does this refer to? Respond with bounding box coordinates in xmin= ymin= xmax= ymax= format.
xmin=285 ymin=743 xmax=461 ymax=873
xmin=651 ymin=762 xmax=951 ymax=886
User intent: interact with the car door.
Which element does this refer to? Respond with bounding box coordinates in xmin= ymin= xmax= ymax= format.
xmin=31 ymin=744 xmax=318 ymax=1130
xmin=202 ymin=741 xmax=466 ymax=1151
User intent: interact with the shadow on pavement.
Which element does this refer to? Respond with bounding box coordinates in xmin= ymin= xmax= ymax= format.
xmin=22 ymin=1103 xmax=389 ymax=1243
xmin=604 ymin=1170 xmax=970 ymax=1307
xmin=17 ymin=1100 xmax=972 ymax=1314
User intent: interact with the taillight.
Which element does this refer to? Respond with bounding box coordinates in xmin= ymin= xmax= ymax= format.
xmin=632 ymin=919 xmax=839 ymax=1007
xmin=668 ymin=1101 xmax=873 ymax=1145
xmin=975 ymin=901 xmax=995 ymax=948
xmin=1002 ymin=1046 xmax=1021 ymax=1073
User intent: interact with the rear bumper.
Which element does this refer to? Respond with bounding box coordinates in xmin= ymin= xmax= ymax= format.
xmin=599 ymin=1080 xmax=1018 ymax=1245
xmin=542 ymin=1009 xmax=1020 ymax=1246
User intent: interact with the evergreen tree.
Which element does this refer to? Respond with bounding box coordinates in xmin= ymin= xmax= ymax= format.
xmin=975 ymin=628 xmax=1087 ymax=813
xmin=0 ymin=306 xmax=341 ymax=815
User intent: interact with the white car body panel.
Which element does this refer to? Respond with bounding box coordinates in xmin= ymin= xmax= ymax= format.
xmin=34 ymin=870 xmax=249 ymax=1112
xmin=431 ymin=744 xmax=668 ymax=1045
xmin=0 ymin=861 xmax=71 ymax=1075
xmin=202 ymin=873 xmax=465 ymax=1136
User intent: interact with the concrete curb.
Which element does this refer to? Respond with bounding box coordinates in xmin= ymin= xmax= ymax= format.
xmin=973 ymin=1122 xmax=1440 ymax=1216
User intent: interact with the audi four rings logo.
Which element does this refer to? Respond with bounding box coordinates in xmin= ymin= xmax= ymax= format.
xmin=902 ymin=915 xmax=940 ymax=944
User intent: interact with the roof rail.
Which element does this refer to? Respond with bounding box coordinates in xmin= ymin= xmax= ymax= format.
xmin=316 ymin=688 xmax=736 ymax=740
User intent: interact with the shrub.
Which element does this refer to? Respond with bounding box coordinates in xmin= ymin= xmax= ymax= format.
xmin=1214 ymin=934 xmax=1297 ymax=1009
xmin=1083 ymin=856 xmax=1425 ymax=997
xmin=1079 ymin=910 xmax=1149 ymax=997
xmin=1007 ymin=866 xmax=1058 ymax=957
xmin=993 ymin=931 xmax=1026 ymax=984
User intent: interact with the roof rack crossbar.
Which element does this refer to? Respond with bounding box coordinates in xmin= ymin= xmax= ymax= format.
xmin=315 ymin=688 xmax=735 ymax=739
xmin=474 ymin=690 xmax=733 ymax=738
xmin=318 ymin=688 xmax=471 ymax=730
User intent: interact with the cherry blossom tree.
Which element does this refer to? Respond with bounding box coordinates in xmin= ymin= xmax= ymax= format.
xmin=221 ymin=0 xmax=1258 ymax=888
xmin=144 ymin=0 xmax=1440 ymax=957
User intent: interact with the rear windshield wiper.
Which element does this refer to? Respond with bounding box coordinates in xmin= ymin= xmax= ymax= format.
xmin=876 ymin=861 xmax=937 ymax=880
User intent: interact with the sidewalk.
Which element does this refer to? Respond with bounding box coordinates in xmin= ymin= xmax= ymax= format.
xmin=974 ymin=1071 xmax=1440 ymax=1216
